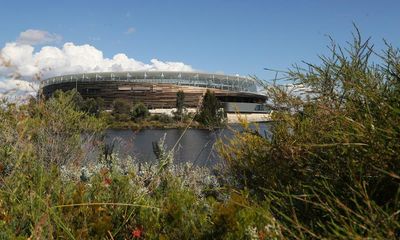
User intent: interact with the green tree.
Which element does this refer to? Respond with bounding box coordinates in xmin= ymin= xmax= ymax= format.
xmin=81 ymin=98 xmax=98 ymax=115
xmin=130 ymin=102 xmax=149 ymax=120
xmin=196 ymin=90 xmax=224 ymax=127
xmin=112 ymin=98 xmax=132 ymax=121
xmin=95 ymin=97 xmax=105 ymax=111
xmin=174 ymin=90 xmax=185 ymax=121
xmin=81 ymin=97 xmax=104 ymax=116
xmin=52 ymin=89 xmax=84 ymax=111
xmin=112 ymin=98 xmax=132 ymax=115
xmin=52 ymin=90 xmax=105 ymax=116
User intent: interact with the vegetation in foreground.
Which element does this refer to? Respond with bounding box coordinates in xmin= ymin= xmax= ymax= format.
xmin=0 ymin=30 xmax=399 ymax=239
xmin=219 ymin=29 xmax=400 ymax=239
xmin=0 ymin=91 xmax=271 ymax=239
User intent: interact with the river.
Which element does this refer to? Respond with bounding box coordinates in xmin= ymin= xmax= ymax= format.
xmin=94 ymin=123 xmax=272 ymax=167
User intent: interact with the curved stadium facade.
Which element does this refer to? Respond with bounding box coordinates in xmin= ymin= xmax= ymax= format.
xmin=41 ymin=71 xmax=269 ymax=113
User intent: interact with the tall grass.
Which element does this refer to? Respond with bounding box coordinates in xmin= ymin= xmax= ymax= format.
xmin=218 ymin=28 xmax=400 ymax=239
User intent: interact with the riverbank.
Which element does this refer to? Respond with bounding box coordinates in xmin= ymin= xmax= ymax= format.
xmin=226 ymin=112 xmax=272 ymax=123
xmin=106 ymin=113 xmax=272 ymax=130
xmin=106 ymin=118 xmax=217 ymax=131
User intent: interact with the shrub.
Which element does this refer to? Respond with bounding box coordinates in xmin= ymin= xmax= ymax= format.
xmin=81 ymin=97 xmax=104 ymax=116
xmin=112 ymin=99 xmax=132 ymax=121
xmin=27 ymin=91 xmax=105 ymax=167
xmin=174 ymin=90 xmax=185 ymax=121
xmin=196 ymin=89 xmax=224 ymax=127
xmin=51 ymin=90 xmax=105 ymax=117
xmin=150 ymin=113 xmax=174 ymax=123
xmin=112 ymin=98 xmax=132 ymax=116
xmin=0 ymin=102 xmax=281 ymax=238
xmin=130 ymin=102 xmax=149 ymax=120
xmin=218 ymin=29 xmax=400 ymax=238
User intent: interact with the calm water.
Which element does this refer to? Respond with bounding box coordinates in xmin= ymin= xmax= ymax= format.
xmin=98 ymin=123 xmax=271 ymax=167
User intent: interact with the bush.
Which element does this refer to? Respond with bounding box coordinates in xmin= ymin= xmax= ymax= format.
xmin=150 ymin=113 xmax=174 ymax=123
xmin=112 ymin=98 xmax=132 ymax=116
xmin=174 ymin=90 xmax=185 ymax=121
xmin=130 ymin=102 xmax=149 ymax=120
xmin=218 ymin=29 xmax=400 ymax=238
xmin=196 ymin=90 xmax=224 ymax=127
xmin=51 ymin=90 xmax=105 ymax=117
xmin=0 ymin=100 xmax=280 ymax=238
xmin=112 ymin=99 xmax=132 ymax=121
xmin=26 ymin=91 xmax=105 ymax=166
xmin=81 ymin=97 xmax=104 ymax=116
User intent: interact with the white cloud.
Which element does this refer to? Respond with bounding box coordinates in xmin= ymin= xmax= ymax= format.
xmin=125 ymin=27 xmax=135 ymax=34
xmin=0 ymin=78 xmax=38 ymax=99
xmin=0 ymin=78 xmax=37 ymax=92
xmin=0 ymin=42 xmax=194 ymax=81
xmin=0 ymin=30 xmax=195 ymax=98
xmin=17 ymin=29 xmax=62 ymax=45
xmin=149 ymin=59 xmax=193 ymax=72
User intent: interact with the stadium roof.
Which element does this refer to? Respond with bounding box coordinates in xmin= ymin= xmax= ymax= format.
xmin=42 ymin=71 xmax=262 ymax=94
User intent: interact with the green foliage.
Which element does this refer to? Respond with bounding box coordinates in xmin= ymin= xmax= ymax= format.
xmin=0 ymin=100 xmax=19 ymax=177
xmin=130 ymin=102 xmax=149 ymax=120
xmin=112 ymin=98 xmax=132 ymax=121
xmin=0 ymin=95 xmax=278 ymax=238
xmin=80 ymin=97 xmax=104 ymax=116
xmin=52 ymin=89 xmax=104 ymax=116
xmin=196 ymin=89 xmax=224 ymax=127
xmin=209 ymin=192 xmax=282 ymax=239
xmin=112 ymin=98 xmax=132 ymax=115
xmin=26 ymin=91 xmax=105 ymax=166
xmin=219 ymin=29 xmax=400 ymax=238
xmin=150 ymin=113 xmax=174 ymax=123
xmin=174 ymin=90 xmax=185 ymax=121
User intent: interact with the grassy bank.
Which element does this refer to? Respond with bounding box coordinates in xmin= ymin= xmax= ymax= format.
xmin=105 ymin=114 xmax=204 ymax=131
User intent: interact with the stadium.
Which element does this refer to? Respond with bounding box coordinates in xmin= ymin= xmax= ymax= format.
xmin=40 ymin=71 xmax=270 ymax=113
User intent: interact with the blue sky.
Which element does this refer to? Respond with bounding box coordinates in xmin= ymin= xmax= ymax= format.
xmin=0 ymin=0 xmax=399 ymax=83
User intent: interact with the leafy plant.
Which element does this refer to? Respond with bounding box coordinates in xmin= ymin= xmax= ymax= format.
xmin=174 ymin=90 xmax=185 ymax=121
xmin=219 ymin=28 xmax=400 ymax=239
xmin=112 ymin=98 xmax=132 ymax=115
xmin=196 ymin=89 xmax=224 ymax=128
xmin=130 ymin=102 xmax=149 ymax=121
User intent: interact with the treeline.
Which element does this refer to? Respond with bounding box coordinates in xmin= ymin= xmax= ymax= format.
xmin=55 ymin=89 xmax=225 ymax=128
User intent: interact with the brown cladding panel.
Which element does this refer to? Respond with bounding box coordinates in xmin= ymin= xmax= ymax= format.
xmin=42 ymin=81 xmax=267 ymax=109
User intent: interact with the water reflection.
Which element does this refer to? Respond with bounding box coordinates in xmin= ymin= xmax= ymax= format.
xmin=102 ymin=123 xmax=271 ymax=167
